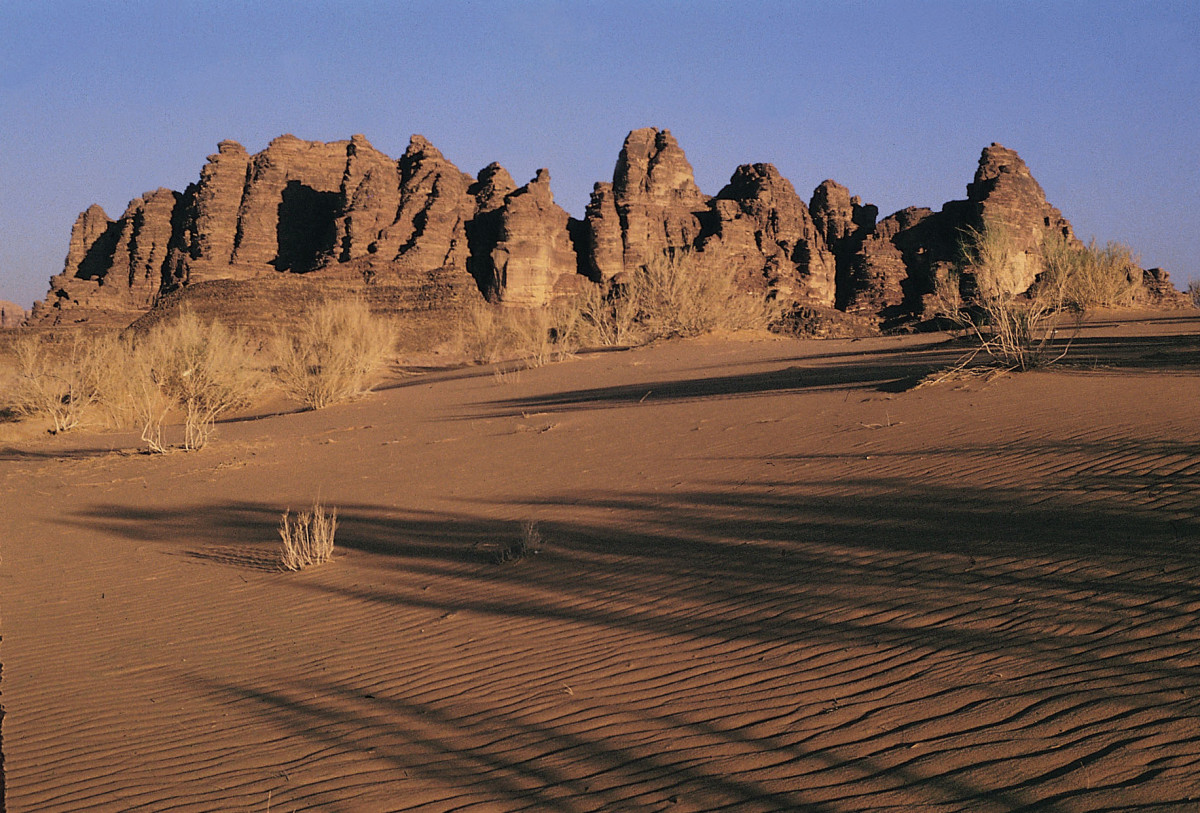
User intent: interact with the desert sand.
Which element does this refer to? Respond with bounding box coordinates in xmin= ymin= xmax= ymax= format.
xmin=2 ymin=310 xmax=1198 ymax=811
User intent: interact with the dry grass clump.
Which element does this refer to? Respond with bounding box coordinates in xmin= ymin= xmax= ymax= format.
xmin=279 ymin=501 xmax=338 ymax=571
xmin=1039 ymin=232 xmax=1142 ymax=309
xmin=128 ymin=311 xmax=262 ymax=451
xmin=456 ymin=249 xmax=777 ymax=368
xmin=457 ymin=301 xmax=579 ymax=369
xmin=494 ymin=520 xmax=542 ymax=565
xmin=934 ymin=220 xmax=1073 ymax=372
xmin=625 ymin=250 xmax=778 ymax=340
xmin=272 ymin=298 xmax=396 ymax=409
xmin=6 ymin=334 xmax=108 ymax=433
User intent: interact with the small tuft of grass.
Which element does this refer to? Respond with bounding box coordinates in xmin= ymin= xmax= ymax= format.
xmin=279 ymin=500 xmax=338 ymax=571
xmin=494 ymin=520 xmax=542 ymax=565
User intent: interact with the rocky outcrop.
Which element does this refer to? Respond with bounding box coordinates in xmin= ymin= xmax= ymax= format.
xmin=331 ymin=134 xmax=401 ymax=263
xmin=33 ymin=130 xmax=1184 ymax=329
xmin=1137 ymin=268 xmax=1193 ymax=308
xmin=467 ymin=163 xmax=518 ymax=296
xmin=700 ymin=163 xmax=837 ymax=304
xmin=831 ymin=143 xmax=1088 ymax=318
xmin=370 ymin=135 xmax=476 ymax=278
xmin=582 ymin=128 xmax=708 ymax=281
xmin=488 ymin=170 xmax=581 ymax=307
xmin=36 ymin=190 xmax=182 ymax=316
xmin=230 ymin=134 xmax=347 ymax=272
xmin=171 ymin=140 xmax=252 ymax=284
xmin=0 ymin=300 xmax=26 ymax=328
xmin=810 ymin=180 xmax=878 ymax=308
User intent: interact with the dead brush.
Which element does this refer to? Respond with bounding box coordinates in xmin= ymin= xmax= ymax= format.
xmin=272 ymin=297 xmax=396 ymax=409
xmin=279 ymin=501 xmax=338 ymax=571
xmin=494 ymin=520 xmax=542 ymax=565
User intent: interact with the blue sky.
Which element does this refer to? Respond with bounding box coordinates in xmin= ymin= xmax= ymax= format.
xmin=2 ymin=0 xmax=1197 ymax=308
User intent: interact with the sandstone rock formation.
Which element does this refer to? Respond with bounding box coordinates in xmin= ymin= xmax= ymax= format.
xmin=487 ymin=170 xmax=581 ymax=307
xmin=33 ymin=130 xmax=1184 ymax=330
xmin=171 ymin=140 xmax=252 ymax=284
xmin=700 ymin=163 xmax=836 ymax=304
xmin=581 ymin=128 xmax=708 ymax=281
xmin=0 ymin=300 xmax=26 ymax=328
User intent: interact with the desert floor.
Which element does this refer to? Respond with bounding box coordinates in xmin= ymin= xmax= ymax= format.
xmin=2 ymin=311 xmax=1199 ymax=812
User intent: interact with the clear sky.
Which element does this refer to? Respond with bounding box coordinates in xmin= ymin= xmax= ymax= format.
xmin=2 ymin=0 xmax=1197 ymax=309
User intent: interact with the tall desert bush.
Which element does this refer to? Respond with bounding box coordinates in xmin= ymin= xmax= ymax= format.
xmin=135 ymin=311 xmax=262 ymax=451
xmin=272 ymin=298 xmax=396 ymax=409
xmin=7 ymin=334 xmax=108 ymax=433
xmin=1189 ymin=279 xmax=1200 ymax=308
xmin=940 ymin=219 xmax=1068 ymax=371
xmin=632 ymin=250 xmax=776 ymax=339
xmin=1040 ymin=232 xmax=1141 ymax=309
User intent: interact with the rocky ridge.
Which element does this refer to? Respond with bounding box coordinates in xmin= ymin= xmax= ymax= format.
xmin=31 ymin=131 xmax=1188 ymax=326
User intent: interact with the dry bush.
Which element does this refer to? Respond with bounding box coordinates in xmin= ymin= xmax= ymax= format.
xmin=494 ymin=520 xmax=541 ymax=565
xmin=940 ymin=220 xmax=1073 ymax=371
xmin=458 ymin=301 xmax=509 ymax=365
xmin=134 ymin=311 xmax=262 ymax=451
xmin=1186 ymin=279 xmax=1200 ymax=308
xmin=632 ymin=250 xmax=777 ymax=339
xmin=7 ymin=334 xmax=109 ymax=433
xmin=272 ymin=298 xmax=396 ymax=409
xmin=279 ymin=501 xmax=337 ymax=571
xmin=1040 ymin=232 xmax=1141 ymax=309
xmin=570 ymin=277 xmax=642 ymax=346
xmin=458 ymin=300 xmax=578 ymax=368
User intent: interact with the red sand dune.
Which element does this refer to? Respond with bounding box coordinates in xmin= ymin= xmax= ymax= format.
xmin=2 ymin=311 xmax=1199 ymax=811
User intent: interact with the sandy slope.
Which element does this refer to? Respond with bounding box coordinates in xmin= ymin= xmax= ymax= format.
xmin=2 ymin=312 xmax=1198 ymax=811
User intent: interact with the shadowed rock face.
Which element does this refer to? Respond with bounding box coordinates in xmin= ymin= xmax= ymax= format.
xmin=35 ymin=131 xmax=1162 ymax=328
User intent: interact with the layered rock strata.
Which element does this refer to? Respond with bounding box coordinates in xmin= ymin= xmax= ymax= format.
xmin=35 ymin=131 xmax=1175 ymax=328
xmin=486 ymin=170 xmax=582 ymax=307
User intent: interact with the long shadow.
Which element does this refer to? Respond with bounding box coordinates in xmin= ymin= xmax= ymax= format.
xmin=467 ymin=359 xmax=938 ymax=418
xmin=55 ymin=432 xmax=1200 ymax=807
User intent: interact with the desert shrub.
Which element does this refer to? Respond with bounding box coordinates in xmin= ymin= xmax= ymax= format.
xmin=135 ymin=311 xmax=262 ymax=451
xmin=458 ymin=301 xmax=509 ymax=365
xmin=940 ymin=219 xmax=1071 ymax=371
xmin=494 ymin=520 xmax=541 ymax=565
xmin=1187 ymin=279 xmax=1200 ymax=308
xmin=7 ymin=334 xmax=109 ymax=433
xmin=458 ymin=300 xmax=579 ymax=368
xmin=272 ymin=298 xmax=396 ymax=409
xmin=279 ymin=500 xmax=337 ymax=571
xmin=632 ymin=250 xmax=777 ymax=339
xmin=570 ymin=278 xmax=640 ymax=346
xmin=1039 ymin=232 xmax=1141 ymax=308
